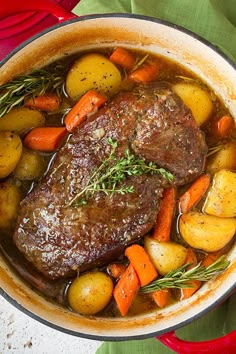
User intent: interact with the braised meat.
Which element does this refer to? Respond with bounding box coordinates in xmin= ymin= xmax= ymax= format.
xmin=14 ymin=83 xmax=207 ymax=279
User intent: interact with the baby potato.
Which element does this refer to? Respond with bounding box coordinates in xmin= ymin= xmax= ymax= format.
xmin=179 ymin=212 xmax=236 ymax=252
xmin=68 ymin=271 xmax=113 ymax=315
xmin=172 ymin=82 xmax=213 ymax=126
xmin=203 ymin=170 xmax=236 ymax=218
xmin=207 ymin=142 xmax=236 ymax=173
xmin=0 ymin=107 xmax=45 ymax=136
xmin=66 ymin=53 xmax=122 ymax=100
xmin=0 ymin=131 xmax=22 ymax=178
xmin=0 ymin=182 xmax=21 ymax=230
xmin=14 ymin=149 xmax=47 ymax=180
xmin=144 ymin=236 xmax=187 ymax=276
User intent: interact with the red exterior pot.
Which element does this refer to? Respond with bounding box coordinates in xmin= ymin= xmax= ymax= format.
xmin=0 ymin=1 xmax=235 ymax=352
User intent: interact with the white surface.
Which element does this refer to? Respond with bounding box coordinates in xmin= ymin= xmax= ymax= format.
xmin=0 ymin=295 xmax=102 ymax=354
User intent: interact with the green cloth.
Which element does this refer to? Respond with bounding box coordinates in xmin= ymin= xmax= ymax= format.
xmin=73 ymin=0 xmax=236 ymax=62
xmin=72 ymin=1 xmax=236 ymax=353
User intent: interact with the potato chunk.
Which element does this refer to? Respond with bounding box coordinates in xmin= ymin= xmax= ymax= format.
xmin=179 ymin=212 xmax=236 ymax=252
xmin=207 ymin=142 xmax=236 ymax=173
xmin=14 ymin=149 xmax=47 ymax=180
xmin=0 ymin=107 xmax=45 ymax=136
xmin=0 ymin=182 xmax=21 ymax=230
xmin=66 ymin=53 xmax=122 ymax=100
xmin=172 ymin=82 xmax=213 ymax=126
xmin=144 ymin=236 xmax=187 ymax=276
xmin=0 ymin=131 xmax=22 ymax=178
xmin=68 ymin=271 xmax=113 ymax=315
xmin=203 ymin=170 xmax=236 ymax=217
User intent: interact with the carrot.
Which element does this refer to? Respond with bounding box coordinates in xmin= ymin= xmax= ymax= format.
xmin=179 ymin=174 xmax=210 ymax=214
xmin=201 ymin=250 xmax=224 ymax=268
xmin=113 ymin=264 xmax=140 ymax=316
xmin=125 ymin=244 xmax=158 ymax=286
xmin=213 ymin=115 xmax=235 ymax=137
xmin=24 ymin=126 xmax=67 ymax=152
xmin=128 ymin=60 xmax=160 ymax=83
xmin=153 ymin=187 xmax=176 ymax=242
xmin=152 ymin=288 xmax=171 ymax=308
xmin=107 ymin=263 xmax=126 ymax=279
xmin=181 ymin=248 xmax=201 ymax=300
xmin=25 ymin=94 xmax=60 ymax=112
xmin=109 ymin=47 xmax=136 ymax=70
xmin=64 ymin=90 xmax=107 ymax=132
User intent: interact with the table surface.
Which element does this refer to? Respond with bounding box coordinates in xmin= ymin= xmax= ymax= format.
xmin=0 ymin=295 xmax=101 ymax=354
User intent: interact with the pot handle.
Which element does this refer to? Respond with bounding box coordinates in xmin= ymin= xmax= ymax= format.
xmin=0 ymin=0 xmax=77 ymax=21
xmin=157 ymin=330 xmax=236 ymax=354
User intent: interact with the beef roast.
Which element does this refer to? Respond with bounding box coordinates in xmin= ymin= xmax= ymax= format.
xmin=14 ymin=83 xmax=207 ymax=279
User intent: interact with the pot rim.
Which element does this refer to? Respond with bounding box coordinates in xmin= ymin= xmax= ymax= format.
xmin=0 ymin=13 xmax=235 ymax=341
xmin=1 ymin=283 xmax=235 ymax=341
xmin=1 ymin=13 xmax=235 ymax=69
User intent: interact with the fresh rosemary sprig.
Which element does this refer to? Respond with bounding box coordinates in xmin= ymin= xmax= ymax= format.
xmin=69 ymin=138 xmax=174 ymax=206
xmin=0 ymin=68 xmax=64 ymax=117
xmin=141 ymin=256 xmax=230 ymax=293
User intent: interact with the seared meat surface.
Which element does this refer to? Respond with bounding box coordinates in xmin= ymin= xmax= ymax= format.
xmin=14 ymin=83 xmax=207 ymax=279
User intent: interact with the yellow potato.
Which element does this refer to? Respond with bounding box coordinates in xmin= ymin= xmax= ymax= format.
xmin=0 ymin=182 xmax=21 ymax=230
xmin=144 ymin=236 xmax=187 ymax=276
xmin=179 ymin=212 xmax=236 ymax=252
xmin=67 ymin=271 xmax=113 ymax=315
xmin=172 ymin=82 xmax=213 ymax=126
xmin=0 ymin=131 xmax=22 ymax=178
xmin=14 ymin=149 xmax=47 ymax=180
xmin=203 ymin=170 xmax=236 ymax=217
xmin=207 ymin=142 xmax=236 ymax=173
xmin=0 ymin=107 xmax=45 ymax=136
xmin=66 ymin=53 xmax=122 ymax=100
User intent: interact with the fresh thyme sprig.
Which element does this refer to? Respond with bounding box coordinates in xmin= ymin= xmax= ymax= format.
xmin=69 ymin=138 xmax=173 ymax=206
xmin=141 ymin=256 xmax=230 ymax=293
xmin=207 ymin=144 xmax=223 ymax=157
xmin=0 ymin=68 xmax=64 ymax=117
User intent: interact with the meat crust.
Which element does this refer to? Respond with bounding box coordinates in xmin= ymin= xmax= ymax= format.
xmin=14 ymin=83 xmax=207 ymax=279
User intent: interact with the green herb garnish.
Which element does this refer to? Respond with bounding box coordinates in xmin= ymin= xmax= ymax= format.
xmin=141 ymin=256 xmax=230 ymax=293
xmin=68 ymin=138 xmax=173 ymax=206
xmin=0 ymin=68 xmax=64 ymax=117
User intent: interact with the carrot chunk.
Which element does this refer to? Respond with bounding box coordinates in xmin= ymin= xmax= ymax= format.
xmin=153 ymin=187 xmax=176 ymax=242
xmin=24 ymin=126 xmax=67 ymax=152
xmin=128 ymin=60 xmax=160 ymax=83
xmin=201 ymin=250 xmax=224 ymax=268
xmin=152 ymin=288 xmax=171 ymax=308
xmin=109 ymin=47 xmax=136 ymax=70
xmin=113 ymin=264 xmax=140 ymax=316
xmin=181 ymin=248 xmax=201 ymax=300
xmin=107 ymin=263 xmax=126 ymax=279
xmin=179 ymin=174 xmax=210 ymax=213
xmin=25 ymin=94 xmax=60 ymax=112
xmin=213 ymin=115 xmax=235 ymax=137
xmin=64 ymin=90 xmax=107 ymax=132
xmin=125 ymin=244 xmax=158 ymax=287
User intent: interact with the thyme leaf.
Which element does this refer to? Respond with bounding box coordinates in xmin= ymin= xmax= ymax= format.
xmin=69 ymin=139 xmax=173 ymax=206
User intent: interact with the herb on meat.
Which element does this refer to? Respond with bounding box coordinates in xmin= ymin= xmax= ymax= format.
xmin=141 ymin=255 xmax=230 ymax=293
xmin=207 ymin=144 xmax=223 ymax=157
xmin=69 ymin=138 xmax=174 ymax=206
xmin=0 ymin=67 xmax=64 ymax=117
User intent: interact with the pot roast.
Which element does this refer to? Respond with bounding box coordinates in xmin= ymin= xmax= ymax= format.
xmin=13 ymin=83 xmax=207 ymax=280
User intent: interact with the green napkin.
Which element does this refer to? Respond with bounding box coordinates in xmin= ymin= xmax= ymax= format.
xmin=72 ymin=1 xmax=236 ymax=352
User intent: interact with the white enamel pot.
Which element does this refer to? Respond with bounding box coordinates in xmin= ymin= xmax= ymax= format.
xmin=0 ymin=1 xmax=235 ymax=352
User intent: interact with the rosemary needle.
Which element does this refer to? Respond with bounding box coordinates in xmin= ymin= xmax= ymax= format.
xmin=141 ymin=255 xmax=230 ymax=293
xmin=0 ymin=68 xmax=64 ymax=118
